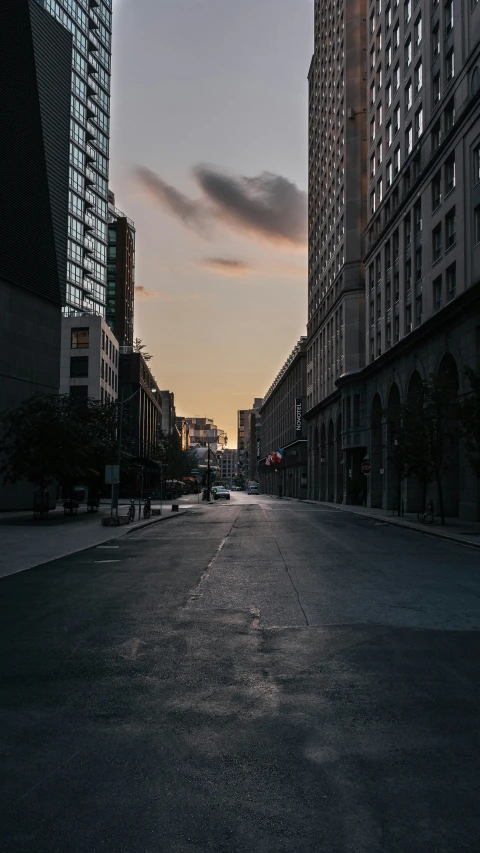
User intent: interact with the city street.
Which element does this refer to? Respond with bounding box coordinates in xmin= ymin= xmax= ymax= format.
xmin=1 ymin=494 xmax=479 ymax=852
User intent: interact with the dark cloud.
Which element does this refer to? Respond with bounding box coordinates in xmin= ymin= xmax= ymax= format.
xmin=194 ymin=165 xmax=307 ymax=245
xmin=135 ymin=164 xmax=307 ymax=246
xmin=134 ymin=285 xmax=158 ymax=301
xmin=199 ymin=257 xmax=252 ymax=276
xmin=135 ymin=166 xmax=212 ymax=236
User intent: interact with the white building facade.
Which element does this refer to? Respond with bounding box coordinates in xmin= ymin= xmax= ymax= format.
xmin=60 ymin=314 xmax=118 ymax=402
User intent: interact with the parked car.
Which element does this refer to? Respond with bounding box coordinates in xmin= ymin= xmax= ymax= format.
xmin=247 ymin=482 xmax=260 ymax=495
xmin=213 ymin=487 xmax=231 ymax=501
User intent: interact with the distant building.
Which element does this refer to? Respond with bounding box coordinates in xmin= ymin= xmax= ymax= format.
xmin=0 ymin=0 xmax=71 ymax=509
xmin=107 ymin=191 xmax=135 ymax=348
xmin=259 ymin=340 xmax=307 ymax=498
xmin=161 ymin=391 xmax=176 ymax=436
xmin=218 ymin=450 xmax=238 ymax=484
xmin=175 ymin=417 xmax=190 ymax=451
xmin=60 ymin=315 xmax=118 ymax=403
xmin=238 ymin=399 xmax=263 ymax=481
xmin=185 ymin=418 xmax=227 ymax=451
xmin=119 ymin=352 xmax=162 ymax=463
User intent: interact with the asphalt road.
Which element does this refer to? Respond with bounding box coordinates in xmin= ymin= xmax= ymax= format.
xmin=1 ymin=494 xmax=479 ymax=852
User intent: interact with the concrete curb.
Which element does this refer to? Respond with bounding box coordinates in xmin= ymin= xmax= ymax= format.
xmin=125 ymin=509 xmax=188 ymax=535
xmin=293 ymin=498 xmax=480 ymax=551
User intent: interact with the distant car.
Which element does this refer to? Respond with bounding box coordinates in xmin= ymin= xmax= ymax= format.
xmin=213 ymin=487 xmax=231 ymax=500
xmin=247 ymin=483 xmax=260 ymax=495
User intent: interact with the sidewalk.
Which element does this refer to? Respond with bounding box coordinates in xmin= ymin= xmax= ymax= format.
xmin=296 ymin=498 xmax=480 ymax=550
xmin=0 ymin=501 xmax=188 ymax=580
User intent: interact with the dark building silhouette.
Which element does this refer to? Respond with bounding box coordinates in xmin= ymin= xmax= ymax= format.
xmin=107 ymin=192 xmax=135 ymax=348
xmin=0 ymin=0 xmax=71 ymax=508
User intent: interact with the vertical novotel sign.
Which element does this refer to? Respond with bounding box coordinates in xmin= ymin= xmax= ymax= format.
xmin=295 ymin=398 xmax=303 ymax=436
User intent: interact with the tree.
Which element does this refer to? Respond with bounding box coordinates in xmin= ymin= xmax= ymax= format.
xmin=458 ymin=365 xmax=480 ymax=478
xmin=133 ymin=337 xmax=152 ymax=361
xmin=0 ymin=394 xmax=118 ymax=497
xmin=388 ymin=375 xmax=457 ymax=525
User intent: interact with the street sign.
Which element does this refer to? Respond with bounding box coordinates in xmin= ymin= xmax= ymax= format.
xmin=105 ymin=464 xmax=120 ymax=485
xmin=361 ymin=460 xmax=372 ymax=475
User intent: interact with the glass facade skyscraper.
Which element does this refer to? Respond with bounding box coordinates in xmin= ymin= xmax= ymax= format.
xmin=37 ymin=0 xmax=112 ymax=316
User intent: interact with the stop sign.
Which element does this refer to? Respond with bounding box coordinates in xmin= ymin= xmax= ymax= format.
xmin=361 ymin=460 xmax=372 ymax=475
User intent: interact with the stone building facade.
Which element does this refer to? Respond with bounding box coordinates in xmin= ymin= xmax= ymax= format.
xmin=305 ymin=0 xmax=480 ymax=520
xmin=259 ymin=340 xmax=307 ymax=499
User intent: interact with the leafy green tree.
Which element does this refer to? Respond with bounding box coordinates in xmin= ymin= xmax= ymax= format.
xmin=458 ymin=365 xmax=480 ymax=478
xmin=0 ymin=394 xmax=117 ymax=496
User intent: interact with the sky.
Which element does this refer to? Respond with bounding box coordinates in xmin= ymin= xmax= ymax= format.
xmin=109 ymin=0 xmax=313 ymax=446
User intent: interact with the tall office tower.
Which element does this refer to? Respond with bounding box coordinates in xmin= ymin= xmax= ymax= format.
xmin=360 ymin=0 xmax=480 ymax=518
xmin=305 ymin=0 xmax=367 ymax=501
xmin=107 ymin=191 xmax=135 ymax=348
xmin=1 ymin=0 xmax=71 ymax=508
xmin=38 ymin=0 xmax=112 ymax=317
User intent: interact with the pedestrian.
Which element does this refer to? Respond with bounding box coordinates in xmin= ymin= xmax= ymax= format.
xmin=278 ymin=484 xmax=283 ymax=498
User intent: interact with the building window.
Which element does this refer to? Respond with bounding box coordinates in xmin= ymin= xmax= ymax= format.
xmin=415 ymin=294 xmax=422 ymax=326
xmin=432 ymin=224 xmax=442 ymax=262
xmin=394 ymin=64 xmax=400 ymax=92
xmin=386 ymin=40 xmax=392 ymax=68
xmin=415 ymin=108 xmax=423 ymax=139
xmin=405 ymin=304 xmax=412 ymax=333
xmin=378 ymin=177 xmax=383 ymax=202
xmin=446 ymin=264 xmax=456 ymax=301
xmin=71 ymin=328 xmax=89 ymax=349
xmin=371 ymin=190 xmax=376 ymax=214
xmin=415 ymin=247 xmax=422 ymax=281
xmin=102 ymin=330 xmax=105 ymax=351
xmin=370 ymin=117 xmax=376 ymax=142
xmin=432 ymin=171 xmax=442 ymax=210
xmin=405 ymin=81 xmax=413 ymax=111
xmin=474 ymin=206 xmax=480 ymax=245
xmin=70 ymin=356 xmax=89 ymax=378
xmin=445 ymin=207 xmax=456 ymax=248
xmin=414 ymin=14 xmax=422 ymax=46
xmin=415 ymin=61 xmax=422 ymax=94
xmin=377 ymin=103 xmax=383 ymax=127
xmin=394 ymin=145 xmax=401 ymax=175
xmin=386 ymin=159 xmax=393 ymax=187
xmin=371 ymin=82 xmax=376 ymax=105
xmin=394 ymin=104 xmax=400 ymax=134
xmin=433 ymin=73 xmax=441 ymax=105
xmin=405 ymin=259 xmax=412 ymax=292
xmin=387 ymin=119 xmax=393 ymax=147
xmin=386 ymin=322 xmax=392 ymax=348
xmin=433 ymin=275 xmax=443 ymax=311
xmin=394 ymin=315 xmax=400 ymax=342
xmin=406 ymin=123 xmax=413 ymax=154
xmin=432 ymin=120 xmax=441 ymax=151
xmin=432 ymin=24 xmax=440 ymax=60
xmin=405 ymin=0 xmax=412 ymax=23
xmin=386 ymin=2 xmax=392 ymax=27
xmin=445 ymin=0 xmax=453 ymax=34
xmin=474 ymin=146 xmax=480 ymax=185
xmin=445 ymin=98 xmax=455 ymax=132
xmin=445 ymin=49 xmax=455 ymax=83
xmin=404 ymin=215 xmax=412 ymax=247
xmin=393 ymin=22 xmax=400 ymax=50
xmin=445 ymin=154 xmax=455 ymax=194
xmin=386 ymin=80 xmax=392 ymax=106
xmin=405 ymin=36 xmax=412 ymax=67
xmin=414 ymin=201 xmax=422 ymax=235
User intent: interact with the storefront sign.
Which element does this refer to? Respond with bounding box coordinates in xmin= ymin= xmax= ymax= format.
xmin=295 ymin=398 xmax=303 ymax=435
